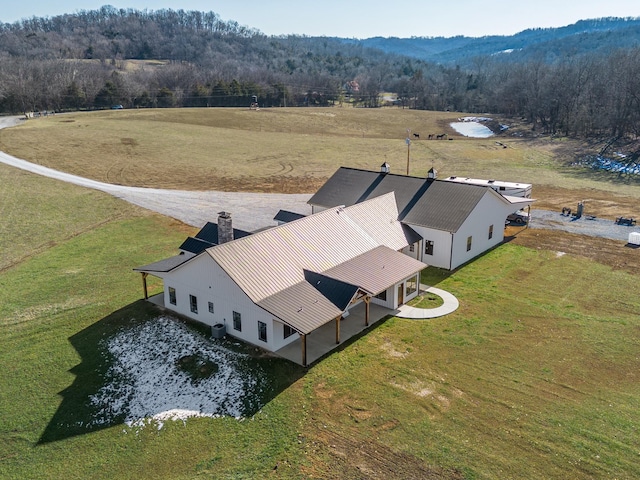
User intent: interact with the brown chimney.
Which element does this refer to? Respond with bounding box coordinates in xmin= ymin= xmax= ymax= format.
xmin=217 ymin=211 xmax=233 ymax=244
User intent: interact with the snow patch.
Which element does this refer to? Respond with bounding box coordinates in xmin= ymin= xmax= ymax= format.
xmin=90 ymin=316 xmax=264 ymax=430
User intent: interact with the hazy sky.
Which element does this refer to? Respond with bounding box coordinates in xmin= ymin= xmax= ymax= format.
xmin=3 ymin=1 xmax=639 ymax=38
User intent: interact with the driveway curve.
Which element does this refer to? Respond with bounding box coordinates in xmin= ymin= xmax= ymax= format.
xmin=0 ymin=115 xmax=311 ymax=232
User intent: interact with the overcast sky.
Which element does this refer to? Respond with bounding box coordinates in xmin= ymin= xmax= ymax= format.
xmin=3 ymin=1 xmax=639 ymax=38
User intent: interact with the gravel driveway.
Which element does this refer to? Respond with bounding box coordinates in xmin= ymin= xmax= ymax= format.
xmin=0 ymin=115 xmax=311 ymax=231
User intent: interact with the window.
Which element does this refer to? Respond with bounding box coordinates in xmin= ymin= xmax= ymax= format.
xmin=425 ymin=240 xmax=434 ymax=255
xmin=258 ymin=321 xmax=267 ymax=342
xmin=375 ymin=290 xmax=387 ymax=301
xmin=168 ymin=287 xmax=176 ymax=305
xmin=406 ymin=275 xmax=418 ymax=296
xmin=467 ymin=236 xmax=473 ymax=252
xmin=499 ymin=186 xmax=506 ymax=191
xmin=283 ymin=324 xmax=296 ymax=339
xmin=189 ymin=294 xmax=198 ymax=314
xmin=233 ymin=311 xmax=241 ymax=331
xmin=208 ymin=302 xmax=214 ymax=314
xmin=488 ymin=224 xmax=494 ymax=240
xmin=409 ymin=243 xmax=415 ymax=252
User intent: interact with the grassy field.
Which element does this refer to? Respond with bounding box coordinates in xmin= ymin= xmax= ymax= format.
xmin=2 ymin=107 xmax=640 ymax=199
xmin=1 ymin=108 xmax=639 ymax=479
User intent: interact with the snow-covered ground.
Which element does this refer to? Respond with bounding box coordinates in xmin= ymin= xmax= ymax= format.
xmin=90 ymin=316 xmax=266 ymax=430
xmin=450 ymin=117 xmax=495 ymax=138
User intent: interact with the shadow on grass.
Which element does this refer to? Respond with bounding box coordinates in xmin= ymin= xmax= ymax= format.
xmin=38 ymin=300 xmax=305 ymax=444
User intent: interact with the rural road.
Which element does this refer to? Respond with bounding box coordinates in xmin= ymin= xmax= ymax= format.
xmin=0 ymin=116 xmax=311 ymax=232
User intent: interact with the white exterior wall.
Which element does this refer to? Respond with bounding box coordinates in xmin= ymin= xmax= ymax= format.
xmin=162 ymin=255 xmax=299 ymax=352
xmin=407 ymin=226 xmax=453 ymax=269
xmin=400 ymin=240 xmax=421 ymax=261
xmin=450 ymin=193 xmax=509 ymax=269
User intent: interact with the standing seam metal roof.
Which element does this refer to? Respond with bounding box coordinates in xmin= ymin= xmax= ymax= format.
xmin=207 ymin=192 xmax=413 ymax=303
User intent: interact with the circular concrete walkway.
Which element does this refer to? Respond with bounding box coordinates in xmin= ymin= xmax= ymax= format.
xmin=396 ymin=285 xmax=459 ymax=319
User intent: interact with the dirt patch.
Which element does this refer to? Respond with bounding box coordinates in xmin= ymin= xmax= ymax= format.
xmin=505 ymin=226 xmax=640 ymax=274
xmin=531 ymin=185 xmax=638 ymax=220
xmin=302 ymin=424 xmax=462 ymax=480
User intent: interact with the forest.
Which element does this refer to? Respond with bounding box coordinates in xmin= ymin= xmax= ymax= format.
xmin=1 ymin=7 xmax=640 ymax=154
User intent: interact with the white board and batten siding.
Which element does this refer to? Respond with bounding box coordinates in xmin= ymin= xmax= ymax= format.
xmin=449 ymin=193 xmax=513 ymax=269
xmin=162 ymin=255 xmax=300 ymax=352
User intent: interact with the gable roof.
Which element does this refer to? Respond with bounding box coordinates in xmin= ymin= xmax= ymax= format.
xmin=273 ymin=209 xmax=307 ymax=223
xmin=207 ymin=192 xmax=412 ymax=303
xmin=206 ymin=192 xmax=427 ymax=334
xmin=179 ymin=222 xmax=252 ymax=254
xmin=308 ymin=167 xmax=497 ymax=232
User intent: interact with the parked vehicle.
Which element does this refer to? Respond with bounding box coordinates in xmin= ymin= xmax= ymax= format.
xmin=506 ymin=210 xmax=528 ymax=225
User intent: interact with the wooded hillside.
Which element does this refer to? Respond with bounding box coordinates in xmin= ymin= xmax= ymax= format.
xmin=1 ymin=7 xmax=639 ymax=159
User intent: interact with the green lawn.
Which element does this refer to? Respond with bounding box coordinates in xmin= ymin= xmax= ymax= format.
xmin=1 ymin=110 xmax=639 ymax=479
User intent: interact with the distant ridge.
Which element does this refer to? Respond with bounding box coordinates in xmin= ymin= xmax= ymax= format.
xmin=346 ymin=17 xmax=640 ymax=65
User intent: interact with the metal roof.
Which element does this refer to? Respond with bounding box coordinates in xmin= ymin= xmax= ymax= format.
xmin=207 ymin=192 xmax=414 ymax=303
xmin=194 ymin=222 xmax=252 ymax=244
xmin=179 ymin=236 xmax=214 ymax=254
xmin=134 ymin=253 xmax=194 ymax=273
xmin=256 ymin=281 xmax=346 ymax=335
xmin=273 ymin=209 xmax=307 ymax=223
xmin=308 ymin=167 xmax=495 ymax=232
xmin=323 ymin=246 xmax=425 ymax=295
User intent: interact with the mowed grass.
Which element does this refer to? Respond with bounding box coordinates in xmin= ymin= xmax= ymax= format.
xmin=3 ymin=107 xmax=639 ymax=197
xmin=1 ymin=108 xmax=639 ymax=478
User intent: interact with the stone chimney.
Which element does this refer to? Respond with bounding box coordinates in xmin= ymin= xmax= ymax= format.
xmin=217 ymin=211 xmax=233 ymax=244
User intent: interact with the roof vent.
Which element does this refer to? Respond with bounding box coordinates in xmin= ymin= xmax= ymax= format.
xmin=488 ymin=179 xmax=495 ymax=183
xmin=380 ymin=162 xmax=390 ymax=174
xmin=427 ymin=167 xmax=437 ymax=180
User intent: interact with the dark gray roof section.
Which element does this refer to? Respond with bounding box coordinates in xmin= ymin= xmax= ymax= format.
xmin=402 ymin=223 xmax=422 ymax=246
xmin=274 ymin=210 xmax=307 ymax=223
xmin=303 ymin=270 xmax=359 ymax=311
xmin=257 ymin=281 xmax=345 ymax=335
xmin=308 ymin=167 xmax=491 ymax=232
xmin=324 ymin=245 xmax=426 ymax=295
xmin=134 ymin=253 xmax=194 ymax=273
xmin=195 ymin=222 xmax=252 ymax=244
xmin=179 ymin=236 xmax=214 ymax=254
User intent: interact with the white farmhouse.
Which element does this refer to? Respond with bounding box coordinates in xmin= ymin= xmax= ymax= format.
xmin=135 ymin=193 xmax=427 ymax=366
xmin=308 ymin=165 xmax=534 ymax=270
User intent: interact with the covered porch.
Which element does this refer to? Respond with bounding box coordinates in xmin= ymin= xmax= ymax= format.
xmin=274 ymin=301 xmax=397 ymax=366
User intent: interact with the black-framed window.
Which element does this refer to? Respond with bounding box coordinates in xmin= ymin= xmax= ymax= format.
xmin=233 ymin=311 xmax=241 ymax=331
xmin=258 ymin=321 xmax=267 ymax=342
xmin=467 ymin=236 xmax=473 ymax=252
xmin=425 ymin=240 xmax=434 ymax=255
xmin=208 ymin=301 xmax=214 ymax=314
xmin=283 ymin=324 xmax=296 ymax=339
xmin=168 ymin=287 xmax=176 ymax=305
xmin=406 ymin=275 xmax=418 ymax=296
xmin=409 ymin=243 xmax=415 ymax=252
xmin=375 ymin=290 xmax=387 ymax=301
xmin=189 ymin=294 xmax=198 ymax=314
xmin=488 ymin=225 xmax=494 ymax=240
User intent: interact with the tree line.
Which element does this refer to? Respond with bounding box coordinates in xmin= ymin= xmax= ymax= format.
xmin=1 ymin=7 xmax=640 ymax=156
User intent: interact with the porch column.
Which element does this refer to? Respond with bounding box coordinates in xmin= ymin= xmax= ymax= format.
xmin=364 ymin=296 xmax=370 ymax=326
xmin=141 ymin=272 xmax=149 ymax=300
xmin=301 ymin=334 xmax=307 ymax=367
xmin=335 ymin=315 xmax=341 ymax=344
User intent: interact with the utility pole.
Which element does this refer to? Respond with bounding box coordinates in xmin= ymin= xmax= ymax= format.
xmin=405 ymin=137 xmax=411 ymax=175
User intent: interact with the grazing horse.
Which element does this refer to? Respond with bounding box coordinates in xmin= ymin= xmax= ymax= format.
xmin=428 ymin=134 xmax=434 ymax=140
xmin=436 ymin=133 xmax=446 ymax=140
xmin=413 ymin=133 xmax=420 ymax=139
